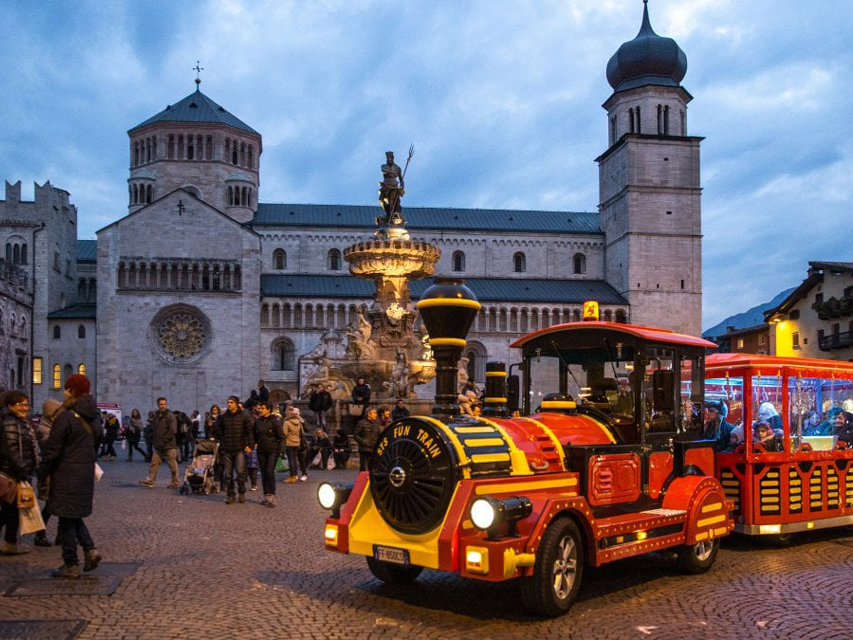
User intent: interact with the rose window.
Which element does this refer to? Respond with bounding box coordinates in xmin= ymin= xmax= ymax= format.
xmin=150 ymin=305 xmax=210 ymax=364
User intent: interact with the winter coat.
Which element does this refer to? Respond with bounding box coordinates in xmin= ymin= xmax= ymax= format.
xmin=284 ymin=415 xmax=304 ymax=448
xmin=152 ymin=409 xmax=178 ymax=452
xmin=1 ymin=411 xmax=38 ymax=480
xmin=104 ymin=416 xmax=119 ymax=444
xmin=391 ymin=406 xmax=410 ymax=421
xmin=309 ymin=391 xmax=333 ymax=413
xmin=127 ymin=417 xmax=143 ymax=444
xmin=254 ymin=414 xmax=284 ymax=455
xmin=214 ymin=409 xmax=255 ymax=453
xmin=257 ymin=386 xmax=270 ymax=403
xmin=38 ymin=395 xmax=103 ymax=518
xmin=351 ymin=383 xmax=371 ymax=412
xmin=354 ymin=417 xmax=382 ymax=455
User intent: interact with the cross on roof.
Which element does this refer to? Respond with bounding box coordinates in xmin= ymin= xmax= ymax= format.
xmin=193 ymin=61 xmax=204 ymax=87
xmin=177 ymin=199 xmax=185 ymax=216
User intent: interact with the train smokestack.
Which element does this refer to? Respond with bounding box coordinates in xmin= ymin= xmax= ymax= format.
xmin=482 ymin=361 xmax=508 ymax=417
xmin=416 ymin=278 xmax=481 ymax=418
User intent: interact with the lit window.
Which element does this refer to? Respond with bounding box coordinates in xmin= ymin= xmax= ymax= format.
xmin=33 ymin=358 xmax=42 ymax=385
xmin=737 ymin=338 xmax=744 ymax=349
xmin=792 ymin=332 xmax=799 ymax=347
xmin=78 ymin=364 xmax=86 ymax=376
xmin=52 ymin=364 xmax=61 ymax=389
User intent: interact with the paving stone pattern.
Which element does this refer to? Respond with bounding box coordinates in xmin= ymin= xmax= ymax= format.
xmin=1 ymin=461 xmax=853 ymax=638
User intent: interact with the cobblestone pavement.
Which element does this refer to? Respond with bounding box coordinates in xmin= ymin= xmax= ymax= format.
xmin=2 ymin=460 xmax=853 ymax=639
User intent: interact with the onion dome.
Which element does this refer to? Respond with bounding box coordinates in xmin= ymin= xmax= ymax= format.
xmin=606 ymin=2 xmax=687 ymax=92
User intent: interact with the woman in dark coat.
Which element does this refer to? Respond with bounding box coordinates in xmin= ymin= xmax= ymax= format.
xmin=126 ymin=409 xmax=146 ymax=461
xmin=253 ymin=401 xmax=284 ymax=507
xmin=38 ymin=374 xmax=104 ymax=578
xmin=0 ymin=391 xmax=38 ymax=556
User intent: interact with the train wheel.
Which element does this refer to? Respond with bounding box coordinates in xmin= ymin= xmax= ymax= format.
xmin=366 ymin=557 xmax=423 ymax=585
xmin=520 ymin=517 xmax=583 ymax=617
xmin=676 ymin=538 xmax=719 ymax=574
xmin=764 ymin=532 xmax=795 ymax=547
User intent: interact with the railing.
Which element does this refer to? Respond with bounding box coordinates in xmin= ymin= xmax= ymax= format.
xmin=819 ymin=331 xmax=853 ymax=351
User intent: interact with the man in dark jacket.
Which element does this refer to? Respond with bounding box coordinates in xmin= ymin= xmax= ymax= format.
xmin=391 ymin=399 xmax=410 ymax=422
xmin=213 ymin=396 xmax=255 ymax=504
xmin=139 ymin=397 xmax=179 ymax=489
xmin=39 ymin=374 xmax=104 ymax=578
xmin=354 ymin=407 xmax=381 ymax=471
xmin=253 ymin=401 xmax=283 ymax=507
xmin=308 ymin=383 xmax=333 ymax=429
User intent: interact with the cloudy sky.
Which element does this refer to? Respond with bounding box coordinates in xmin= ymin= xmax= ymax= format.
xmin=1 ymin=0 xmax=850 ymax=330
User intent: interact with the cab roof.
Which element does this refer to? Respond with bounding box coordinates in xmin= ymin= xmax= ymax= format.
xmin=511 ymin=321 xmax=717 ymax=350
xmin=707 ymin=353 xmax=853 ymax=377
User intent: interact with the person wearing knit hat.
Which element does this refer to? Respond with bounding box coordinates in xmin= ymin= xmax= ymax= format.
xmin=38 ymin=373 xmax=104 ymax=578
xmin=32 ymin=399 xmax=64 ymax=547
xmin=703 ymin=400 xmax=736 ymax=451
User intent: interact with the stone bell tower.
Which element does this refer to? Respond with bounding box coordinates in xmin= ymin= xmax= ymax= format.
xmin=126 ymin=76 xmax=262 ymax=223
xmin=598 ymin=1 xmax=702 ymax=336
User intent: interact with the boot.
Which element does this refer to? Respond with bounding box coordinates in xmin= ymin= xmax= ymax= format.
xmin=0 ymin=541 xmax=29 ymax=556
xmin=83 ymin=549 xmax=101 ymax=572
xmin=238 ymin=493 xmax=246 ymax=504
xmin=52 ymin=563 xmax=80 ymax=578
xmin=265 ymin=494 xmax=276 ymax=508
xmin=34 ymin=531 xmax=52 ymax=547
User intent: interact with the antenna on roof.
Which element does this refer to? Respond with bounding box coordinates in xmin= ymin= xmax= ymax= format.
xmin=193 ymin=61 xmax=204 ymax=88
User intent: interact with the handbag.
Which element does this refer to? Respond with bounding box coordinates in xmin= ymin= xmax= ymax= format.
xmin=275 ymin=455 xmax=289 ymax=473
xmin=17 ymin=480 xmax=36 ymax=509
xmin=18 ymin=485 xmax=46 ymax=536
xmin=0 ymin=471 xmax=17 ymax=506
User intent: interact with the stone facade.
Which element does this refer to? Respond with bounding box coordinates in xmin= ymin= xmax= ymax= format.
xmin=0 ymin=262 xmax=32 ymax=392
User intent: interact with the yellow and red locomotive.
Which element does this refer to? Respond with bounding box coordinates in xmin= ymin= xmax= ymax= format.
xmin=318 ymin=280 xmax=732 ymax=616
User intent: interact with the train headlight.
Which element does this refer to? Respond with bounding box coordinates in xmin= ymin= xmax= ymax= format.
xmin=317 ymin=482 xmax=353 ymax=518
xmin=470 ymin=498 xmax=498 ymax=530
xmin=470 ymin=496 xmax=533 ymax=538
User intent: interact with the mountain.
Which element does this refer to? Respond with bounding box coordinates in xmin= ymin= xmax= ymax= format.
xmin=702 ymin=287 xmax=797 ymax=339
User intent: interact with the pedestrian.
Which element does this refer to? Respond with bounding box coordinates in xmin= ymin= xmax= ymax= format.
xmin=144 ymin=411 xmax=155 ymax=462
xmin=391 ymin=399 xmax=410 ymax=421
xmin=377 ymin=407 xmax=391 ymax=429
xmin=33 ymin=398 xmax=64 ymax=547
xmin=283 ymin=407 xmax=306 ymax=483
xmin=212 ymin=396 xmax=254 ymax=504
xmin=205 ymin=404 xmax=221 ymax=440
xmin=307 ymin=427 xmax=332 ymax=470
xmin=247 ymin=447 xmax=260 ymax=492
xmin=351 ymin=377 xmax=371 ymax=423
xmin=257 ymin=380 xmax=270 ymax=404
xmin=0 ymin=391 xmax=38 ymax=556
xmin=189 ymin=410 xmax=201 ymax=452
xmin=253 ymin=401 xmax=284 ymax=507
xmin=100 ymin=413 xmax=119 ymax=461
xmin=332 ymin=429 xmax=350 ymax=470
xmin=175 ymin=411 xmax=192 ymax=462
xmin=38 ymin=374 xmax=104 ymax=578
xmin=126 ymin=409 xmax=146 ymax=461
xmin=308 ymin=383 xmax=333 ymax=430
xmin=138 ymin=397 xmax=180 ymax=489
xmin=354 ymin=407 xmax=381 ymax=472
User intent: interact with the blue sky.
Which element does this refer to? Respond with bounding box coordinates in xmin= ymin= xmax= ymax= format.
xmin=1 ymin=0 xmax=850 ymax=330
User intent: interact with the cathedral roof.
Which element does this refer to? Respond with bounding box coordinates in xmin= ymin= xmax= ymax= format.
xmin=131 ymin=88 xmax=259 ymax=135
xmin=606 ymin=2 xmax=687 ymax=92
xmin=47 ymin=303 xmax=97 ymax=319
xmin=77 ymin=240 xmax=97 ymax=263
xmin=253 ymin=203 xmax=601 ymax=235
xmin=260 ymin=275 xmax=627 ymax=305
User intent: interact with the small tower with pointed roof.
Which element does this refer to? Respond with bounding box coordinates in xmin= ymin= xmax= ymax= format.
xmin=126 ymin=76 xmax=262 ymax=223
xmin=598 ymin=0 xmax=702 ymax=335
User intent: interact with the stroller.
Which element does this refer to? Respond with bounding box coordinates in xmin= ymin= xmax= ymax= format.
xmin=179 ymin=440 xmax=220 ymax=495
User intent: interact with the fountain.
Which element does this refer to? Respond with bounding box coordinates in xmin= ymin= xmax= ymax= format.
xmin=299 ymin=150 xmax=440 ymax=400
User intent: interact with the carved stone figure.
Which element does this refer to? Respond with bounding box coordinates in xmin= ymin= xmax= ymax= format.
xmin=377 ymin=151 xmax=405 ymax=225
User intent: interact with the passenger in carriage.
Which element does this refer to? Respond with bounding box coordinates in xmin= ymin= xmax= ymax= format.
xmin=802 ymin=410 xmax=823 ymax=436
xmin=757 ymin=402 xmax=783 ymax=432
xmin=823 ymin=407 xmax=853 ymax=443
xmin=754 ymin=420 xmax=783 ymax=452
xmin=702 ymin=400 xmax=736 ymax=451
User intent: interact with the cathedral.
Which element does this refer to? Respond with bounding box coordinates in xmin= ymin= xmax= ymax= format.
xmin=1 ymin=4 xmax=702 ymax=416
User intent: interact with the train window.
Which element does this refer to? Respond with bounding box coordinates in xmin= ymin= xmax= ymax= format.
xmin=704 ymin=375 xmax=744 ymax=450
xmin=791 ymin=375 xmax=853 ymax=449
xmin=679 ymin=354 xmax=703 ymax=435
xmin=751 ymin=375 xmax=783 ymax=452
xmin=643 ymin=348 xmax=674 ymax=433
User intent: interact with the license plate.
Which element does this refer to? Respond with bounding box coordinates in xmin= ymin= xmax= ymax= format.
xmin=373 ymin=545 xmax=410 ymax=566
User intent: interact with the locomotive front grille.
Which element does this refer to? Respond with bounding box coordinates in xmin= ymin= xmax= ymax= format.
xmin=759 ymin=468 xmax=780 ymax=515
xmin=788 ymin=469 xmax=803 ymax=514
xmin=827 ymin=467 xmax=840 ymax=509
xmin=720 ymin=470 xmax=740 ymax=515
xmin=809 ymin=468 xmax=823 ymax=511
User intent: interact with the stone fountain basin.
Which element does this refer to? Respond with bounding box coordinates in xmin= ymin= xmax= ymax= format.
xmin=344 ymin=239 xmax=439 ymax=278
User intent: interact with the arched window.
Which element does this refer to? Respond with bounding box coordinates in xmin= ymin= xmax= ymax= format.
xmin=513 ymin=252 xmax=526 ymax=273
xmin=615 ymin=309 xmax=627 ymax=324
xmin=53 ymin=325 xmax=61 ymax=340
xmin=78 ymin=325 xmax=86 ymax=339
xmin=271 ymin=338 xmax=295 ymax=371
xmin=146 ymin=185 xmax=153 ymax=204
xmin=328 ymin=249 xmax=341 ymax=271
xmin=464 ymin=341 xmax=487 ymax=384
xmin=452 ymin=250 xmax=465 ymax=272
xmin=64 ymin=364 xmax=72 ymax=382
xmin=273 ymin=248 xmax=286 ymax=270
xmin=573 ymin=252 xmax=586 ymax=275
xmin=20 ymin=244 xmax=26 ymax=264
xmin=629 ymin=107 xmax=635 ymax=134
xmin=78 ymin=364 xmax=86 ymax=376
xmin=13 ymin=244 xmax=20 ymax=264
xmin=187 ymin=136 xmax=194 ymax=160
xmin=52 ymin=364 xmax=61 ymax=389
